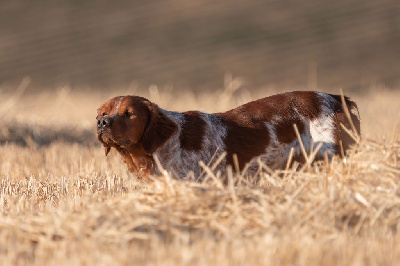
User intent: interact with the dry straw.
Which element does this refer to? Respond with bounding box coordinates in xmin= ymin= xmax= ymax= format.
xmin=0 ymin=82 xmax=399 ymax=265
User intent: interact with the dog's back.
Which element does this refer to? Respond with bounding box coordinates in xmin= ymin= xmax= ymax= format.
xmin=155 ymin=91 xmax=361 ymax=177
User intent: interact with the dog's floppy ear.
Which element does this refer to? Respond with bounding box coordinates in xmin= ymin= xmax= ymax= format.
xmin=105 ymin=146 xmax=111 ymax=156
xmin=141 ymin=101 xmax=178 ymax=154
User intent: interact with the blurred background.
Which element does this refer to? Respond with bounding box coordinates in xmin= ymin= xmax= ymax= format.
xmin=1 ymin=0 xmax=400 ymax=147
xmin=1 ymin=0 xmax=399 ymax=92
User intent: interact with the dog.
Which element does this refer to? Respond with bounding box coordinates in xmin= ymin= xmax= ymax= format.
xmin=96 ymin=91 xmax=360 ymax=179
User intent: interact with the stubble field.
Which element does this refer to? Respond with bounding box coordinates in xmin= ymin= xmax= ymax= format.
xmin=1 ymin=80 xmax=400 ymax=265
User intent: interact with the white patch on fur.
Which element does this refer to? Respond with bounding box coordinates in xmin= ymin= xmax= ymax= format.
xmin=242 ymin=93 xmax=340 ymax=174
xmin=152 ymin=109 xmax=183 ymax=174
xmin=243 ymin=123 xmax=286 ymax=175
xmin=198 ymin=113 xmax=227 ymax=175
xmin=314 ymin=93 xmax=338 ymax=157
xmin=310 ymin=116 xmax=334 ymax=143
xmin=154 ymin=110 xmax=226 ymax=179
xmin=153 ymin=92 xmax=344 ymax=178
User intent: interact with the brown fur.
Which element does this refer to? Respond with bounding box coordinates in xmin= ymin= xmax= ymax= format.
xmin=96 ymin=96 xmax=176 ymax=179
xmin=97 ymin=92 xmax=360 ymax=178
xmin=217 ymin=113 xmax=271 ymax=170
xmin=179 ymin=111 xmax=206 ymax=151
xmin=141 ymin=101 xmax=178 ymax=154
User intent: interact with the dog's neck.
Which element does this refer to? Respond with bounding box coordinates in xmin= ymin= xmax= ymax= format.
xmin=122 ymin=109 xmax=184 ymax=178
xmin=114 ymin=142 xmax=153 ymax=180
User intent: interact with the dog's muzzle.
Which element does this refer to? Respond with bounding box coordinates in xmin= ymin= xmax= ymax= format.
xmin=97 ymin=116 xmax=112 ymax=129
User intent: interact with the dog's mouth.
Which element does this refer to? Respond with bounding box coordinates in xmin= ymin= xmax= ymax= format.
xmin=98 ymin=131 xmax=111 ymax=145
xmin=97 ymin=131 xmax=132 ymax=156
xmin=97 ymin=132 xmax=115 ymax=156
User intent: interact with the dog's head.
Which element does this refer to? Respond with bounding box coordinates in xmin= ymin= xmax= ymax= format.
xmin=96 ymin=96 xmax=177 ymax=156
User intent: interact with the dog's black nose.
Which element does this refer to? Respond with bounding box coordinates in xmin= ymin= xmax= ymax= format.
xmin=97 ymin=117 xmax=112 ymax=128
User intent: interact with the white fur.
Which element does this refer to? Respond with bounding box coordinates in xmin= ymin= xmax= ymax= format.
xmin=243 ymin=123 xmax=286 ymax=175
xmin=154 ymin=110 xmax=227 ymax=178
xmin=153 ymin=93 xmax=343 ymax=178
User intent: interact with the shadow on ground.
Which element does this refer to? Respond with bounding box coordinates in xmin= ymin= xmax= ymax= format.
xmin=0 ymin=123 xmax=96 ymax=147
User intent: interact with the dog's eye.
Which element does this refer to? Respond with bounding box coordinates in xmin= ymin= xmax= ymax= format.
xmin=124 ymin=111 xmax=133 ymax=117
xmin=102 ymin=112 xmax=107 ymax=116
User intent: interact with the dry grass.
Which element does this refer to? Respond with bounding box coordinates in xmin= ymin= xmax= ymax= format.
xmin=1 ymin=81 xmax=400 ymax=265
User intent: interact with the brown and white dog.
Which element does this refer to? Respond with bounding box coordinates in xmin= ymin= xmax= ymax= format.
xmin=96 ymin=91 xmax=360 ymax=179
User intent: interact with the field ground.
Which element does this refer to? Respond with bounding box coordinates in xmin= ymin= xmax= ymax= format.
xmin=1 ymin=83 xmax=400 ymax=265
